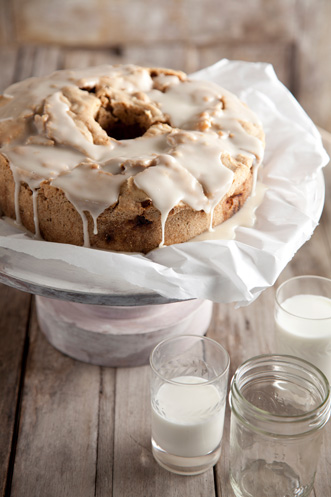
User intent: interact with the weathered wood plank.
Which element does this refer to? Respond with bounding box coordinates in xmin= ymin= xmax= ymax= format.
xmin=314 ymin=421 xmax=331 ymax=497
xmin=62 ymin=44 xmax=197 ymax=74
xmin=198 ymin=41 xmax=294 ymax=90
xmin=123 ymin=44 xmax=198 ymax=74
xmin=296 ymin=0 xmax=331 ymax=132
xmin=10 ymin=302 xmax=106 ymax=497
xmin=11 ymin=0 xmax=298 ymax=47
xmin=62 ymin=48 xmax=123 ymax=71
xmin=0 ymin=285 xmax=31 ymax=497
xmin=12 ymin=44 xmax=62 ymax=81
xmin=0 ymin=0 xmax=14 ymax=45
xmin=30 ymin=45 xmax=62 ymax=77
xmin=95 ymin=368 xmax=116 ymax=497
xmin=0 ymin=46 xmax=18 ymax=91
xmin=12 ymin=45 xmax=40 ymax=81
xmin=112 ymin=366 xmax=216 ymax=497
xmin=0 ymin=45 xmax=32 ymax=497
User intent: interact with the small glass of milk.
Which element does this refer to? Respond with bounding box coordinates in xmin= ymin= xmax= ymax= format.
xmin=150 ymin=335 xmax=230 ymax=475
xmin=274 ymin=275 xmax=331 ymax=384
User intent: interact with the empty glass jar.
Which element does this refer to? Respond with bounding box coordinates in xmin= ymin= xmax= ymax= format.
xmin=229 ymin=354 xmax=331 ymax=497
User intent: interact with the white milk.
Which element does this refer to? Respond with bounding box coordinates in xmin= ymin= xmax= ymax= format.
xmin=275 ymin=294 xmax=331 ymax=383
xmin=151 ymin=376 xmax=224 ymax=457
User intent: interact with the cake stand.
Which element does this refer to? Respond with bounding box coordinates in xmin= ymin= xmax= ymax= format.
xmin=0 ymin=246 xmax=213 ymax=367
xmin=0 ymin=170 xmax=326 ymax=367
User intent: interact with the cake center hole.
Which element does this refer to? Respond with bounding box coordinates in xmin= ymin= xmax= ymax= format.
xmin=102 ymin=120 xmax=150 ymax=140
xmin=96 ymin=104 xmax=152 ymax=140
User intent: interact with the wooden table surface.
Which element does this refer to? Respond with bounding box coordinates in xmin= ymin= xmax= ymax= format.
xmin=0 ymin=47 xmax=331 ymax=497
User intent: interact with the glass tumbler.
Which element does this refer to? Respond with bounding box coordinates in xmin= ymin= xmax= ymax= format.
xmin=275 ymin=275 xmax=331 ymax=384
xmin=229 ymin=354 xmax=331 ymax=497
xmin=150 ymin=335 xmax=230 ymax=475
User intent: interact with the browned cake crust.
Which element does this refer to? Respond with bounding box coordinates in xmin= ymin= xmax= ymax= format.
xmin=0 ymin=64 xmax=264 ymax=253
xmin=0 ymin=153 xmax=253 ymax=253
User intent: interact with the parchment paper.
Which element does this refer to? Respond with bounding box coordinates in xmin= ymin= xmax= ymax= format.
xmin=0 ymin=59 xmax=329 ymax=305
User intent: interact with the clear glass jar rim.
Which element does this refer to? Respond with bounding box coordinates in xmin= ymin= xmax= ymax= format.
xmin=275 ymin=275 xmax=331 ymax=321
xmin=150 ymin=334 xmax=230 ymax=386
xmin=230 ymin=354 xmax=331 ymax=425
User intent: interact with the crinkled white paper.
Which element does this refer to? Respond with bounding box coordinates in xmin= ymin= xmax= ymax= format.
xmin=0 ymin=60 xmax=329 ymax=305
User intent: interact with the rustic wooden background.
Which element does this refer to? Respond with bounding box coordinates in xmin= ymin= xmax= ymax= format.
xmin=1 ymin=0 xmax=331 ymax=132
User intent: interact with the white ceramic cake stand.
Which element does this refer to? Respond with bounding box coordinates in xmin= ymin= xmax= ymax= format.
xmin=35 ymin=297 xmax=212 ymax=367
xmin=0 ymin=248 xmax=213 ymax=366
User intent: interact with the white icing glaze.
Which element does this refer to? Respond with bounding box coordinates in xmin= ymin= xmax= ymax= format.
xmin=134 ymin=154 xmax=211 ymax=246
xmin=192 ymin=180 xmax=267 ymax=241
xmin=0 ymin=64 xmax=264 ymax=248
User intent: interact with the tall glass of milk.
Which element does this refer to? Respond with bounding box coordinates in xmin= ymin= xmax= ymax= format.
xmin=150 ymin=335 xmax=230 ymax=475
xmin=275 ymin=275 xmax=331 ymax=384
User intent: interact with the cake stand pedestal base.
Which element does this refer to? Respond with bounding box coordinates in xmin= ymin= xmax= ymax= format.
xmin=35 ymin=296 xmax=213 ymax=367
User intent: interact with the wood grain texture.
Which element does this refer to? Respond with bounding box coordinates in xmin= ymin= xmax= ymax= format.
xmin=112 ymin=366 xmax=216 ymax=497
xmin=0 ymin=285 xmax=31 ymax=497
xmin=198 ymin=41 xmax=294 ymax=89
xmin=10 ymin=303 xmax=106 ymax=497
xmin=296 ymin=1 xmax=331 ymax=131
xmin=62 ymin=44 xmax=198 ymax=75
xmin=0 ymin=0 xmax=14 ymax=45
xmin=11 ymin=0 xmax=298 ymax=46
xmin=0 ymin=46 xmax=32 ymax=497
xmin=95 ymin=368 xmax=116 ymax=497
xmin=0 ymin=46 xmax=17 ymax=92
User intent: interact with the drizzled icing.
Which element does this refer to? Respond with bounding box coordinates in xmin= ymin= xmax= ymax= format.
xmin=0 ymin=64 xmax=264 ymax=249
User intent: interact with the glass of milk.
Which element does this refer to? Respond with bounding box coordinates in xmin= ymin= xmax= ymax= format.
xmin=274 ymin=275 xmax=331 ymax=383
xmin=150 ymin=335 xmax=230 ymax=475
